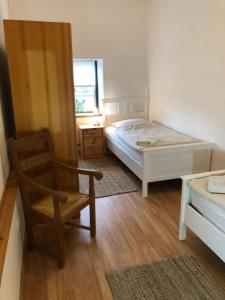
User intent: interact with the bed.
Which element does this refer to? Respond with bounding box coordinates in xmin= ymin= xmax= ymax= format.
xmin=103 ymin=97 xmax=214 ymax=197
xmin=179 ymin=170 xmax=225 ymax=263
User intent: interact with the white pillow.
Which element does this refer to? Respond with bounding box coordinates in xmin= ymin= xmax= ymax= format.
xmin=112 ymin=118 xmax=146 ymax=128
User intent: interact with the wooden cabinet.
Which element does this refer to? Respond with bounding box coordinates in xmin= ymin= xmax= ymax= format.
xmin=79 ymin=125 xmax=105 ymax=159
xmin=4 ymin=20 xmax=78 ymax=189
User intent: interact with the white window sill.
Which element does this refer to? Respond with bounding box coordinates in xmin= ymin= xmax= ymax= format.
xmin=76 ymin=113 xmax=102 ymax=118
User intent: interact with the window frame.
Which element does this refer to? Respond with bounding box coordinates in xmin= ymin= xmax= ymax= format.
xmin=74 ymin=59 xmax=100 ymax=114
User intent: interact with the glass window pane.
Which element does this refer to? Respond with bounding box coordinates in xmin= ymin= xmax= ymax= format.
xmin=73 ymin=60 xmax=96 ymax=86
xmin=75 ymin=96 xmax=95 ymax=113
xmin=75 ymin=86 xmax=95 ymax=96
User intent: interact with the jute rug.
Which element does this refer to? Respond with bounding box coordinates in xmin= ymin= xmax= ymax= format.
xmin=78 ymin=155 xmax=137 ymax=198
xmin=106 ymin=255 xmax=225 ymax=300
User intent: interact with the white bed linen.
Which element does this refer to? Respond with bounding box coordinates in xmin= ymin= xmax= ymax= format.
xmin=113 ymin=121 xmax=198 ymax=151
xmin=105 ymin=127 xmax=143 ymax=164
xmin=208 ymin=175 xmax=225 ymax=194
xmin=191 ymin=193 xmax=225 ymax=233
xmin=189 ymin=177 xmax=225 ymax=233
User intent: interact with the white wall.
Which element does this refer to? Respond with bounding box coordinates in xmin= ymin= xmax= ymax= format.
xmin=148 ymin=0 xmax=225 ymax=169
xmin=9 ymin=0 xmax=149 ymax=100
xmin=0 ymin=194 xmax=24 ymax=300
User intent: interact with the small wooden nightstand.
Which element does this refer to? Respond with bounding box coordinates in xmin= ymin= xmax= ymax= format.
xmin=79 ymin=125 xmax=105 ymax=159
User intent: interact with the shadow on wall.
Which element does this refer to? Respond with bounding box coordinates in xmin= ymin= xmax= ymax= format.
xmin=211 ymin=147 xmax=225 ymax=171
xmin=0 ymin=47 xmax=15 ymax=138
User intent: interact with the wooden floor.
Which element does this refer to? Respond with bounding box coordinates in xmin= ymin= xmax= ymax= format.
xmin=21 ymin=179 xmax=225 ymax=300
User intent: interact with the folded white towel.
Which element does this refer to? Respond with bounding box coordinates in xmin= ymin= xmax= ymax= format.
xmin=208 ymin=175 xmax=225 ymax=194
xmin=136 ymin=141 xmax=152 ymax=146
xmin=136 ymin=138 xmax=158 ymax=147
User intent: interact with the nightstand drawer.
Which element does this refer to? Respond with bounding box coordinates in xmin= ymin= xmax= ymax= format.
xmin=84 ymin=136 xmax=103 ymax=145
xmin=79 ymin=125 xmax=104 ymax=159
xmin=84 ymin=146 xmax=104 ymax=157
xmin=83 ymin=128 xmax=103 ymax=137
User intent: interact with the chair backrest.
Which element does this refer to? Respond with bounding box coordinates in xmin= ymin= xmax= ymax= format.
xmin=9 ymin=129 xmax=58 ymax=191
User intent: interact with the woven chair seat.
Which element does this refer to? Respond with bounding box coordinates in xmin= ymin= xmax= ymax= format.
xmin=31 ymin=192 xmax=90 ymax=221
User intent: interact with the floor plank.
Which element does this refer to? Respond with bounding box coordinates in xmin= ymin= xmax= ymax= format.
xmin=21 ymin=179 xmax=225 ymax=300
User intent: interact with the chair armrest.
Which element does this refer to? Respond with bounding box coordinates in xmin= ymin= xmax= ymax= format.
xmin=53 ymin=160 xmax=103 ymax=180
xmin=18 ymin=173 xmax=67 ymax=203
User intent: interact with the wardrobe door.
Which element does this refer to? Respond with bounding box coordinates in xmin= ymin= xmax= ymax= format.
xmin=4 ymin=20 xmax=78 ymax=189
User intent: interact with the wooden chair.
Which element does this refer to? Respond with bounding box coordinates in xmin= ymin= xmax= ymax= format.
xmin=9 ymin=129 xmax=103 ymax=268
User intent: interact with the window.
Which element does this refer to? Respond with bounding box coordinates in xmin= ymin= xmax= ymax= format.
xmin=73 ymin=59 xmax=102 ymax=114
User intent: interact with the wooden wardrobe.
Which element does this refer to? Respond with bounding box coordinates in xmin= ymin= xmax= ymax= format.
xmin=4 ymin=20 xmax=78 ymax=189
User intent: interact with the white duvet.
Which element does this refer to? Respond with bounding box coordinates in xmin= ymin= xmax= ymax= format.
xmin=113 ymin=121 xmax=198 ymax=151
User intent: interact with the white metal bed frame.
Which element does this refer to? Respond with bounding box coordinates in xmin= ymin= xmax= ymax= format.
xmin=103 ymin=97 xmax=214 ymax=197
xmin=179 ymin=170 xmax=225 ymax=263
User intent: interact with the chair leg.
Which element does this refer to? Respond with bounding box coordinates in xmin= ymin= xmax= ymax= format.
xmin=90 ymin=200 xmax=96 ymax=238
xmin=56 ymin=221 xmax=65 ymax=268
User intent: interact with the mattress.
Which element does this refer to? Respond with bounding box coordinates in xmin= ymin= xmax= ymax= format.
xmin=105 ymin=126 xmax=143 ymax=164
xmin=112 ymin=121 xmax=198 ymax=151
xmin=189 ymin=177 xmax=225 ymax=233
